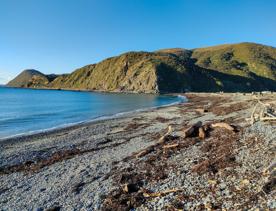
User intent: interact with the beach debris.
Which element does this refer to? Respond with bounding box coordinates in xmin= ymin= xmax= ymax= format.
xmin=124 ymin=122 xmax=150 ymax=131
xmin=179 ymin=121 xmax=237 ymax=140
xmin=182 ymin=121 xmax=202 ymax=138
xmin=203 ymin=123 xmax=211 ymax=132
xmin=208 ymin=180 xmax=217 ymax=185
xmin=198 ymin=127 xmax=206 ymax=139
xmin=72 ymin=182 xmax=85 ymax=194
xmin=195 ymin=108 xmax=208 ymax=114
xmin=123 ymin=183 xmax=140 ymax=193
xmin=100 ymin=94 xmax=275 ymax=210
xmin=211 ymin=122 xmax=235 ymax=131
xmin=249 ymin=97 xmax=276 ymax=124
xmin=142 ymin=189 xmax=182 ymax=198
xmin=250 ymin=104 xmax=258 ymax=125
xmin=134 ymin=125 xmax=178 ymax=158
xmin=263 ymin=161 xmax=276 ymax=175
xmin=262 ymin=178 xmax=276 ymax=194
xmin=158 ymin=125 xmax=173 ymax=143
xmin=155 ymin=116 xmax=170 ymax=123
xmin=96 ymin=138 xmax=112 ymax=146
xmin=46 ymin=206 xmax=62 ymax=211
xmin=0 ymin=149 xmax=81 ymax=175
xmin=135 ymin=146 xmax=155 ymax=158
xmin=162 ymin=143 xmax=179 ymax=149
xmin=0 ymin=138 xmax=132 ymax=175
xmin=102 ymin=188 xmax=146 ymax=211
xmin=261 ymin=161 xmax=276 ymax=194
xmin=240 ymin=179 xmax=250 ymax=186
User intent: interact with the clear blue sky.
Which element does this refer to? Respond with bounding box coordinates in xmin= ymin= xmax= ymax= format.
xmin=0 ymin=0 xmax=275 ymax=84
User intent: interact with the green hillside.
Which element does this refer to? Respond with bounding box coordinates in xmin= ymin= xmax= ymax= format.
xmin=7 ymin=43 xmax=276 ymax=93
xmin=191 ymin=42 xmax=276 ymax=91
xmin=6 ymin=69 xmax=58 ymax=88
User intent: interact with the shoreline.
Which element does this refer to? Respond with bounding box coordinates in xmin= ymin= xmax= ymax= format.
xmin=0 ymin=94 xmax=186 ymax=145
xmin=4 ymin=86 xmax=161 ymax=94
xmin=0 ymin=92 xmax=275 ymax=210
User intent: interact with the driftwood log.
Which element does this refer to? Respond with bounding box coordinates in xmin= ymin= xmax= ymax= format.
xmin=158 ymin=125 xmax=173 ymax=143
xmin=211 ymin=122 xmax=235 ymax=131
xmin=182 ymin=121 xmax=202 ymax=138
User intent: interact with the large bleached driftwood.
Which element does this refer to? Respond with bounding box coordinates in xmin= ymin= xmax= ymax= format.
xmin=249 ymin=97 xmax=276 ymax=124
xmin=211 ymin=122 xmax=235 ymax=131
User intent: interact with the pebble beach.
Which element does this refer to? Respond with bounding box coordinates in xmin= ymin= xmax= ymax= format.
xmin=0 ymin=93 xmax=275 ymax=210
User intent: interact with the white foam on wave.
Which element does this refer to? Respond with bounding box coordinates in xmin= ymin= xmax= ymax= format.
xmin=177 ymin=95 xmax=186 ymax=101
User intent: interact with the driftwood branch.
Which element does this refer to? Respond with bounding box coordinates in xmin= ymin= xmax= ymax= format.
xmin=260 ymin=117 xmax=276 ymax=121
xmin=250 ymin=104 xmax=258 ymax=125
xmin=143 ymin=189 xmax=181 ymax=198
xmin=135 ymin=146 xmax=154 ymax=158
xmin=265 ymin=112 xmax=276 ymax=118
xmin=162 ymin=143 xmax=179 ymax=149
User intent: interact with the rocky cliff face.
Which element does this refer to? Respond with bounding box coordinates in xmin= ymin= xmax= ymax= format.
xmin=51 ymin=52 xmax=160 ymax=93
xmin=7 ymin=43 xmax=276 ymax=93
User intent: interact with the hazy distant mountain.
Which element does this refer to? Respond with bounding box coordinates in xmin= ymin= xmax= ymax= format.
xmin=7 ymin=42 xmax=276 ymax=93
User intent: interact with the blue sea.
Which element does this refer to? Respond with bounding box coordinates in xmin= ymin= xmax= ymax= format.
xmin=0 ymin=87 xmax=185 ymax=139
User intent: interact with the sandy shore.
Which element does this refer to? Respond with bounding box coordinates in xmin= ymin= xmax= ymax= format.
xmin=0 ymin=93 xmax=275 ymax=210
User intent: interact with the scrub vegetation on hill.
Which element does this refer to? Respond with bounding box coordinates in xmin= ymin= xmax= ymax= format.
xmin=7 ymin=42 xmax=276 ymax=93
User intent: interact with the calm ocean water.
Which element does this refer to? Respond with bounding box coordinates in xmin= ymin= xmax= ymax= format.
xmin=0 ymin=87 xmax=185 ymax=139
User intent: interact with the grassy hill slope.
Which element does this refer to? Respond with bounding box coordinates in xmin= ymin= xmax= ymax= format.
xmin=191 ymin=42 xmax=276 ymax=91
xmin=7 ymin=69 xmax=58 ymax=88
xmin=7 ymin=43 xmax=276 ymax=93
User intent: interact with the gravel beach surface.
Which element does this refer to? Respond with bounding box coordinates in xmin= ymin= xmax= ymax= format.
xmin=0 ymin=93 xmax=275 ymax=210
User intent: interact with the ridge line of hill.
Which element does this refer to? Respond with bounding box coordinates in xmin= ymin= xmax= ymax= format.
xmin=7 ymin=42 xmax=276 ymax=93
